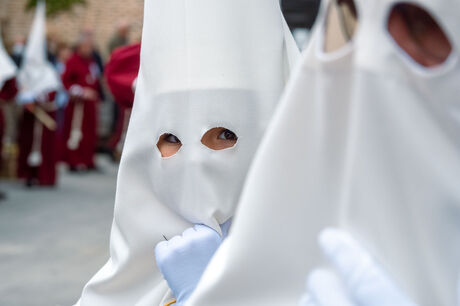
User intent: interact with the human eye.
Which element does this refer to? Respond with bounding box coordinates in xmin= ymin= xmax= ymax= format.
xmin=164 ymin=134 xmax=180 ymax=143
xmin=218 ymin=129 xmax=238 ymax=141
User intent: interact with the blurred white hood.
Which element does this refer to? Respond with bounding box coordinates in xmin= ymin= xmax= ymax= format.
xmin=17 ymin=1 xmax=61 ymax=101
xmin=0 ymin=26 xmax=17 ymax=89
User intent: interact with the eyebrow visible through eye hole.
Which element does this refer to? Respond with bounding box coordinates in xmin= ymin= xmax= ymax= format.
xmin=201 ymin=127 xmax=238 ymax=151
xmin=157 ymin=133 xmax=182 ymax=158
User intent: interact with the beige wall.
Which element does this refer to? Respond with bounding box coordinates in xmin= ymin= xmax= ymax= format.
xmin=0 ymin=0 xmax=144 ymax=59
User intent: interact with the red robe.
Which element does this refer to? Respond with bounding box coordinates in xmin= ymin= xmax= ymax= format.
xmin=17 ymin=92 xmax=58 ymax=186
xmin=0 ymin=78 xmax=18 ymax=160
xmin=61 ymin=53 xmax=101 ymax=169
xmin=105 ymin=43 xmax=140 ymax=154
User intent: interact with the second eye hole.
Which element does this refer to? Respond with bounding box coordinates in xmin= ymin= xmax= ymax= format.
xmin=387 ymin=2 xmax=452 ymax=68
xmin=201 ymin=127 xmax=238 ymax=151
xmin=324 ymin=0 xmax=359 ymax=53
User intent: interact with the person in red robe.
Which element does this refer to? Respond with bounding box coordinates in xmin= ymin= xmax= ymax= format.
xmin=105 ymin=43 xmax=140 ymax=160
xmin=0 ymin=79 xmax=18 ymax=159
xmin=15 ymin=1 xmax=62 ymax=187
xmin=17 ymin=91 xmax=59 ymax=186
xmin=0 ymin=78 xmax=17 ymax=198
xmin=61 ymin=35 xmax=101 ymax=171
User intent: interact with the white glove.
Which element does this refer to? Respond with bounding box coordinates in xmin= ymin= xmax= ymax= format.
xmin=300 ymin=228 xmax=417 ymax=306
xmin=155 ymin=221 xmax=231 ymax=305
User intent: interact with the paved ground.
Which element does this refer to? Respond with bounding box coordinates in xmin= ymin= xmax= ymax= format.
xmin=0 ymin=156 xmax=118 ymax=306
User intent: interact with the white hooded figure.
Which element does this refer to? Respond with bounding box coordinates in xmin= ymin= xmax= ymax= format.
xmin=15 ymin=1 xmax=61 ymax=169
xmin=17 ymin=1 xmax=61 ymax=105
xmin=186 ymin=0 xmax=460 ymax=305
xmin=76 ymin=0 xmax=299 ymax=305
xmin=0 ymin=27 xmax=17 ymax=90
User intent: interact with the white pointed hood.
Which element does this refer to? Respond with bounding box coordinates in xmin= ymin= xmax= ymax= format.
xmin=187 ymin=0 xmax=356 ymax=304
xmin=0 ymin=27 xmax=17 ymax=89
xmin=17 ymin=1 xmax=61 ymax=101
xmin=188 ymin=0 xmax=460 ymax=305
xmin=77 ymin=0 xmax=299 ymax=305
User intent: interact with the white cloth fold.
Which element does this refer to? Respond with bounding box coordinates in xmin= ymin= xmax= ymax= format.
xmin=76 ymin=0 xmax=299 ymax=305
xmin=188 ymin=0 xmax=460 ymax=305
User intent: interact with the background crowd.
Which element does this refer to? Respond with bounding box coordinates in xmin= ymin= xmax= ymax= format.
xmin=0 ymin=16 xmax=137 ymax=195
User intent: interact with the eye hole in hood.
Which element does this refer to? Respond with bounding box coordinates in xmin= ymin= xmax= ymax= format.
xmin=157 ymin=133 xmax=182 ymax=157
xmin=323 ymin=0 xmax=359 ymax=53
xmin=388 ymin=2 xmax=452 ymax=68
xmin=201 ymin=127 xmax=238 ymax=151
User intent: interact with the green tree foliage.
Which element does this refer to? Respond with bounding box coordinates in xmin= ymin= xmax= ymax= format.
xmin=26 ymin=0 xmax=86 ymax=16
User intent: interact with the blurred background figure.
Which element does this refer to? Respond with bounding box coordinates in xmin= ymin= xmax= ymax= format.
xmin=105 ymin=20 xmax=131 ymax=161
xmin=107 ymin=20 xmax=130 ymax=54
xmin=79 ymin=27 xmax=104 ymax=77
xmin=16 ymin=1 xmax=61 ymax=187
xmin=11 ymin=34 xmax=25 ymax=66
xmin=0 ymin=24 xmax=18 ymax=199
xmin=61 ymin=33 xmax=101 ymax=172
xmin=54 ymin=42 xmax=72 ymax=133
xmin=105 ymin=42 xmax=140 ymax=161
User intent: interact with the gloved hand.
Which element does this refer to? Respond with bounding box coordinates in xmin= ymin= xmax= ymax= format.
xmin=300 ymin=228 xmax=417 ymax=306
xmin=155 ymin=220 xmax=231 ymax=305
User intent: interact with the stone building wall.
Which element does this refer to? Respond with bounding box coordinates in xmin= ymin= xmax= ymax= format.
xmin=0 ymin=0 xmax=144 ymax=59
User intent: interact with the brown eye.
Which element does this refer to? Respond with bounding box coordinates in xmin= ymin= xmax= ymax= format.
xmin=387 ymin=2 xmax=452 ymax=67
xmin=164 ymin=134 xmax=180 ymax=143
xmin=157 ymin=133 xmax=182 ymax=157
xmin=218 ymin=129 xmax=238 ymax=141
xmin=201 ymin=127 xmax=238 ymax=151
xmin=324 ymin=0 xmax=358 ymax=53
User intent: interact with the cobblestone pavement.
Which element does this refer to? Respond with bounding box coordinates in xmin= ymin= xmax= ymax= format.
xmin=0 ymin=156 xmax=118 ymax=306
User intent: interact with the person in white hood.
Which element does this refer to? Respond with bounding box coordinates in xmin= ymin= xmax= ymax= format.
xmin=16 ymin=1 xmax=62 ymax=187
xmin=0 ymin=28 xmax=17 ymax=98
xmin=75 ymin=0 xmax=299 ymax=305
xmin=0 ymin=26 xmax=18 ymax=200
xmin=0 ymin=25 xmax=18 ymax=120
xmin=165 ymin=0 xmax=460 ymax=305
xmin=299 ymin=1 xmax=457 ymax=305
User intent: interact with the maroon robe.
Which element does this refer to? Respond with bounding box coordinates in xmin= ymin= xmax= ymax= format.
xmin=0 ymin=78 xmax=18 ymax=160
xmin=61 ymin=53 xmax=101 ymax=169
xmin=105 ymin=43 xmax=140 ymax=154
xmin=17 ymin=92 xmax=58 ymax=186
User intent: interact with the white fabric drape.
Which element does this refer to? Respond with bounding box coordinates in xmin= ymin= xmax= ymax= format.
xmin=76 ymin=0 xmax=299 ymax=305
xmin=188 ymin=0 xmax=460 ymax=305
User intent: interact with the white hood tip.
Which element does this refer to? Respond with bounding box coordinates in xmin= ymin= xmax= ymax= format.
xmin=0 ymin=26 xmax=17 ymax=89
xmin=17 ymin=0 xmax=61 ymax=100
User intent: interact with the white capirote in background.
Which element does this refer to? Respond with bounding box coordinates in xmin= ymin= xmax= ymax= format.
xmin=17 ymin=1 xmax=61 ymax=105
xmin=0 ymin=26 xmax=17 ymax=89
